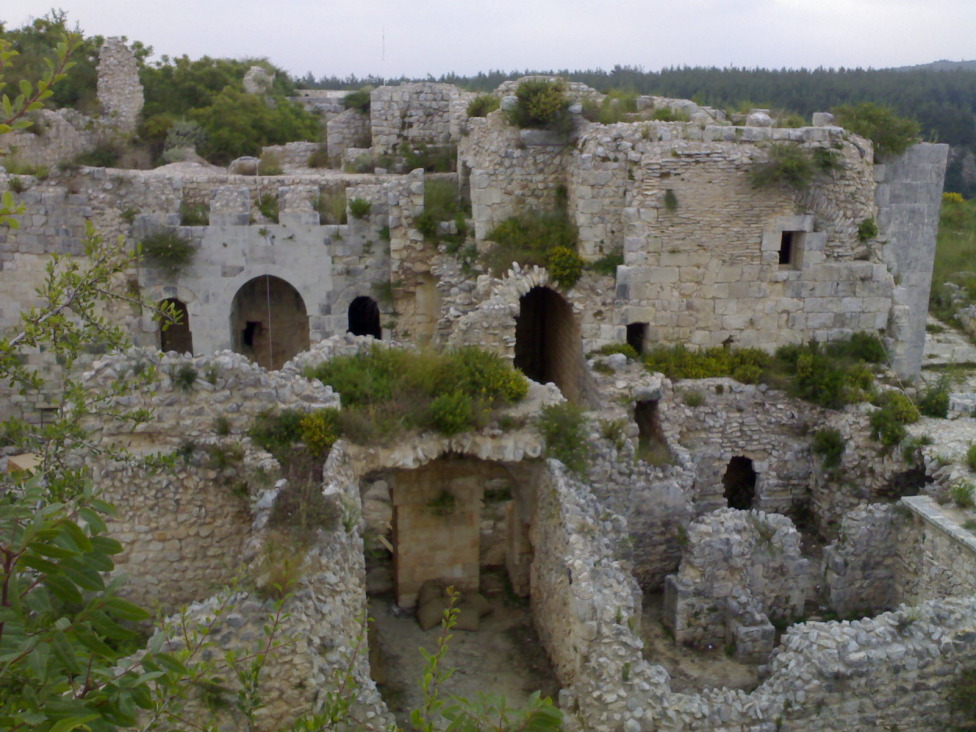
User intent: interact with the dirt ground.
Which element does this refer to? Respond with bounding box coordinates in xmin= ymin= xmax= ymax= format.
xmin=367 ymin=579 xmax=559 ymax=726
xmin=640 ymin=592 xmax=760 ymax=693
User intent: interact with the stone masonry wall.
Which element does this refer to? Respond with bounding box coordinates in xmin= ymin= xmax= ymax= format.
xmin=877 ymin=143 xmax=949 ymax=377
xmin=663 ymin=509 xmax=809 ymax=661
xmin=823 ymin=503 xmax=900 ymax=617
xmin=460 ymin=114 xmax=572 ymax=240
xmin=897 ymin=495 xmax=976 ymax=603
xmin=96 ymin=37 xmax=143 ymax=136
xmin=370 ymin=82 xmax=466 ymax=155
xmin=666 ymin=379 xmax=823 ymax=515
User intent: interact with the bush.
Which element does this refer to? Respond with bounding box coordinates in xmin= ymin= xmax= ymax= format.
xmin=968 ymin=444 xmax=976 ymax=473
xmin=749 ymin=143 xmax=815 ymax=191
xmin=832 ymin=102 xmax=920 ymax=160
xmin=304 ymin=346 xmax=529 ymax=443
xmin=348 ymin=197 xmax=372 ymax=220
xmin=307 ymin=143 xmax=330 ymax=168
xmin=180 ymin=201 xmax=208 ymax=226
xmin=547 ymin=246 xmax=584 ymax=289
xmin=812 ymin=428 xmax=846 ymax=469
xmin=918 ymin=379 xmax=950 ymax=418
xmin=538 ymin=402 xmax=590 ymax=476
xmin=400 ymin=142 xmax=457 ymax=173
xmin=257 ymin=193 xmax=279 ymax=222
xmin=951 ymin=481 xmax=975 ymax=509
xmin=428 ymin=391 xmax=474 ymax=436
xmin=315 ymin=191 xmax=347 ymax=224
xmin=766 ymin=336 xmax=882 ymax=409
xmin=870 ymin=390 xmax=920 ymax=447
xmin=650 ymin=107 xmax=691 ymax=122
xmin=258 ymin=150 xmax=283 ymax=176
xmin=507 ymin=79 xmax=572 ymax=133
xmin=589 ymin=252 xmax=623 ymax=276
xmin=467 ymin=94 xmax=500 ymax=118
xmin=172 ymin=364 xmax=197 ymax=391
xmin=298 ymin=409 xmax=340 ymax=457
xmin=140 ymin=230 xmax=197 ymax=275
xmin=343 ymin=87 xmax=372 ymax=114
xmin=483 ymin=209 xmax=579 ymax=278
xmin=74 ymin=142 xmax=122 ymax=168
xmin=642 ymin=344 xmax=770 ymax=382
xmin=249 ymin=409 xmax=305 ymax=458
xmin=858 ymin=217 xmax=879 ymax=242
xmin=592 ymin=343 xmax=639 ymax=360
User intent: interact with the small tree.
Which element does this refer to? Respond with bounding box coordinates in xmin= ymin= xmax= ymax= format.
xmin=507 ymin=79 xmax=572 ymax=134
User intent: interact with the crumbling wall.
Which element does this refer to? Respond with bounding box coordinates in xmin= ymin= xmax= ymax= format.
xmin=823 ymin=503 xmax=900 ymax=617
xmin=663 ymin=509 xmax=809 ymax=662
xmin=370 ymin=82 xmax=466 ymax=155
xmin=96 ymin=37 xmax=143 ymax=136
xmin=460 ymin=115 xmax=572 ymax=239
xmin=327 ymin=108 xmax=371 ymax=164
xmin=666 ymin=378 xmax=822 ymax=515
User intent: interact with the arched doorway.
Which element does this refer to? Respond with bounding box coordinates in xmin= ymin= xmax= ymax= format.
xmin=159 ymin=298 xmax=193 ymax=354
xmin=230 ymin=275 xmax=310 ymax=370
xmin=348 ymin=296 xmax=382 ymax=339
xmin=723 ymin=456 xmax=757 ymax=510
xmin=514 ymin=286 xmax=581 ymax=402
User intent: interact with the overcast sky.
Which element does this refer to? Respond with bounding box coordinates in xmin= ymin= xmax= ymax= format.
xmin=3 ymin=1 xmax=974 ymax=80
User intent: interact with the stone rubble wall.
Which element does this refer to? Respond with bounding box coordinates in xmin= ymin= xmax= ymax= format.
xmin=96 ymin=38 xmax=143 ymax=136
xmin=665 ymin=378 xmax=823 ymax=515
xmin=460 ymin=114 xmax=573 ymax=240
xmin=663 ymin=509 xmax=809 ymax=660
xmin=808 ymin=406 xmax=916 ymax=537
xmin=823 ymin=503 xmax=901 ymax=617
xmin=369 ymin=82 xmax=468 ymax=155
xmin=877 ymin=143 xmax=950 ymax=377
xmin=0 ymin=108 xmax=99 ymax=169
xmin=327 ymin=108 xmax=371 ymax=164
xmin=258 ymin=141 xmax=323 ymax=172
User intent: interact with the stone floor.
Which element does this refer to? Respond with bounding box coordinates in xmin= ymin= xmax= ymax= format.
xmin=367 ymin=584 xmax=559 ymax=728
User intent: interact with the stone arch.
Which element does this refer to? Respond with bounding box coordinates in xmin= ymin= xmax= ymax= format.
xmin=347 ymin=295 xmax=382 ymax=339
xmin=723 ymin=456 xmax=757 ymax=510
xmin=159 ymin=298 xmax=193 ymax=354
xmin=514 ymin=286 xmax=581 ymax=402
xmin=230 ymin=275 xmax=310 ymax=370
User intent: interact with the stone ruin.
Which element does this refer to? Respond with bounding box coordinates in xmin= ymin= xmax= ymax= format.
xmin=2 ymin=42 xmax=976 ymax=731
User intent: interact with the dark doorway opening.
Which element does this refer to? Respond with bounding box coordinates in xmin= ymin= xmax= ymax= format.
xmin=230 ymin=275 xmax=310 ymax=370
xmin=159 ymin=298 xmax=193 ymax=354
xmin=348 ymin=296 xmax=382 ymax=339
xmin=627 ymin=322 xmax=648 ymax=355
xmin=635 ymin=399 xmax=670 ymax=464
xmin=514 ymin=286 xmax=580 ymax=402
xmin=723 ymin=456 xmax=757 ymax=510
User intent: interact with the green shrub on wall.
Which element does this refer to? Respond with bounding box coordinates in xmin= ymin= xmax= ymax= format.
xmin=507 ymin=79 xmax=572 ymax=133
xmin=483 ymin=209 xmax=581 ymax=286
xmin=139 ymin=230 xmax=197 ymax=275
xmin=832 ymin=102 xmax=920 ymax=160
xmin=467 ymin=94 xmax=500 ymax=118
xmin=749 ymin=143 xmax=816 ymax=191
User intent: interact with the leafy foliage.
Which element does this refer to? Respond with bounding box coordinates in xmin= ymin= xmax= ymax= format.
xmin=139 ymin=230 xmax=197 ymax=275
xmin=507 ymin=79 xmax=572 ymax=133
xmin=466 ymin=94 xmax=499 ymax=117
xmin=483 ymin=208 xmax=580 ymax=282
xmin=812 ymin=428 xmax=846 ymax=469
xmin=870 ymin=390 xmax=920 ymax=447
xmin=538 ymin=402 xmax=590 ymax=476
xmin=643 ymin=344 xmax=771 ymax=383
xmin=917 ymin=378 xmax=950 ymax=418
xmin=305 ymin=346 xmax=528 ymax=442
xmin=749 ymin=143 xmax=816 ymax=190
xmin=348 ymin=197 xmax=372 ymax=220
xmin=546 ymin=246 xmax=585 ymax=288
xmin=832 ymin=102 xmax=920 ymax=159
xmin=342 ymin=87 xmax=372 ymax=114
xmin=140 ymin=56 xmax=320 ymax=165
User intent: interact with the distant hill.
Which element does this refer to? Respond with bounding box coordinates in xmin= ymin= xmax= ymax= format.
xmin=890 ymin=60 xmax=976 ymax=72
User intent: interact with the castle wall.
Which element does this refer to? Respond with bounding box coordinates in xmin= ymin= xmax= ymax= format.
xmin=897 ymin=495 xmax=976 ymax=603
xmin=877 ymin=143 xmax=949 ymax=377
xmin=370 ymin=82 xmax=468 ymax=155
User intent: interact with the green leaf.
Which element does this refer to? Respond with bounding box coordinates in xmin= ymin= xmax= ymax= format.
xmin=77 ymin=507 xmax=107 ymax=534
xmin=103 ymin=596 xmax=150 ymax=622
xmin=49 ymin=714 xmax=102 ymax=732
xmin=43 ymin=574 xmax=82 ymax=605
xmin=152 ymin=651 xmax=189 ymax=675
xmin=58 ymin=520 xmax=92 ymax=553
xmin=90 ymin=535 xmax=122 ymax=554
xmin=51 ymin=632 xmax=81 ymax=675
xmin=20 ymin=554 xmax=61 ymax=574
